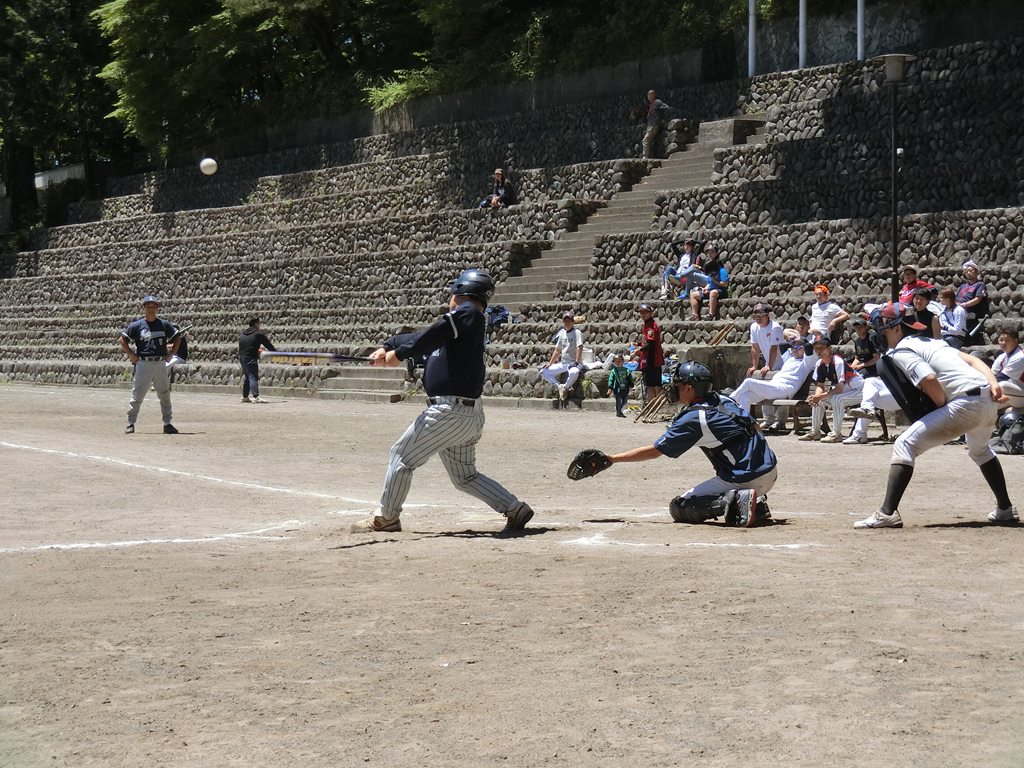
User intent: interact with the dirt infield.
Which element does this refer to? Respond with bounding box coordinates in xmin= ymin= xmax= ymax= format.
xmin=2 ymin=383 xmax=1023 ymax=767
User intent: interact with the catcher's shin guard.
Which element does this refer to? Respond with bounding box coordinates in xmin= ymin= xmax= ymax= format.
xmin=669 ymin=494 xmax=732 ymax=524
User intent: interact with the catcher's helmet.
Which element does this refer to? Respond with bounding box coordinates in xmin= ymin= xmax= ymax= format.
xmin=672 ymin=361 xmax=714 ymax=395
xmin=449 ymin=268 xmax=495 ymax=307
xmin=868 ymin=303 xmax=927 ymax=333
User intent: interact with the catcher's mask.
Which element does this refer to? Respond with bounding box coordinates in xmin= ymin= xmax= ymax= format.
xmin=449 ymin=268 xmax=496 ymax=307
xmin=667 ymin=360 xmax=714 ymax=402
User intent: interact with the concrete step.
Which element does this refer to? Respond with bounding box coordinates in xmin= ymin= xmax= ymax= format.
xmin=320 ymin=376 xmax=408 ymax=392
xmin=316 ymin=388 xmax=404 ymax=403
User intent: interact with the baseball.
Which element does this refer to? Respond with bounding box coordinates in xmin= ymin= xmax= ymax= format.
xmin=199 ymin=157 xmax=218 ymax=176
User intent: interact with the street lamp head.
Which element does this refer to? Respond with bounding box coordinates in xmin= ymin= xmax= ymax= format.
xmin=876 ymin=53 xmax=918 ymax=83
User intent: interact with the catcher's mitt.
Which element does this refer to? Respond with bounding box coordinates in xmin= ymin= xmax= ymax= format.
xmin=567 ymin=449 xmax=613 ymax=481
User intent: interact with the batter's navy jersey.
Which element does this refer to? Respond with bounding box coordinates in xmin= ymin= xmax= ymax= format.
xmin=385 ymin=301 xmax=486 ymax=398
xmin=121 ymin=318 xmax=176 ymax=357
xmin=654 ymin=394 xmax=777 ymax=483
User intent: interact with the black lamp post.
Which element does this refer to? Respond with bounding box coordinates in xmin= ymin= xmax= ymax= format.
xmin=878 ymin=53 xmax=916 ymax=302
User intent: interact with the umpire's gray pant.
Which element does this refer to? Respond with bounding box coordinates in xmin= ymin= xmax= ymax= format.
xmin=379 ymin=397 xmax=519 ymax=520
xmin=127 ymin=358 xmax=172 ymax=426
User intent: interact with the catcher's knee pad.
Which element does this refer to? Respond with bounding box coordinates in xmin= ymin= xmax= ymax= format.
xmin=669 ymin=494 xmax=731 ymax=524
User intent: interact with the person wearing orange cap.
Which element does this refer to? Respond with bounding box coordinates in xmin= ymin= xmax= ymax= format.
xmin=808 ymin=284 xmax=849 ymax=345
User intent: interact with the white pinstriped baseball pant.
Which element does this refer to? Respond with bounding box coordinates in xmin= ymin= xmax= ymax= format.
xmin=378 ymin=397 xmax=520 ymax=520
xmin=127 ymin=358 xmax=172 ymax=426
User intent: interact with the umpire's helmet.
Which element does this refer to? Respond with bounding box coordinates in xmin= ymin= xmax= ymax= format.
xmin=449 ymin=268 xmax=495 ymax=307
xmin=672 ymin=361 xmax=714 ymax=396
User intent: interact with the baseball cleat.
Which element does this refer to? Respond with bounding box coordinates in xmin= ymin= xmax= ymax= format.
xmin=736 ymin=490 xmax=758 ymax=528
xmin=350 ymin=515 xmax=402 ymax=533
xmin=842 ymin=435 xmax=869 ymax=445
xmin=503 ymin=502 xmax=534 ymax=531
xmin=847 ymin=407 xmax=878 ymax=421
xmin=252 ymin=397 xmax=269 ymax=404
xmin=987 ymin=506 xmax=1019 ymax=523
xmin=124 ymin=424 xmax=135 ymax=434
xmin=798 ymin=431 xmax=821 ymax=441
xmin=853 ymin=509 xmax=903 ymax=529
xmin=819 ymin=434 xmax=842 ymax=443
xmin=163 ymin=423 xmax=179 ymax=434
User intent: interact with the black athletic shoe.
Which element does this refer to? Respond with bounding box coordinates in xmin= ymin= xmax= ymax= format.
xmin=163 ymin=423 xmax=179 ymax=434
xmin=125 ymin=424 xmax=134 ymax=434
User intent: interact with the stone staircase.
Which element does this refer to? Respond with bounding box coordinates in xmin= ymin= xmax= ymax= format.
xmin=314 ymin=366 xmax=409 ymax=402
xmin=492 ymin=119 xmax=765 ymax=310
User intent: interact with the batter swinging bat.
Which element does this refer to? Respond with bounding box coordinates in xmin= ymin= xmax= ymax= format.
xmin=259 ymin=350 xmax=373 ymax=365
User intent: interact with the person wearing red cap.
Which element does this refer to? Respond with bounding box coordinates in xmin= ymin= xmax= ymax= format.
xmin=853 ymin=303 xmax=1016 ymax=528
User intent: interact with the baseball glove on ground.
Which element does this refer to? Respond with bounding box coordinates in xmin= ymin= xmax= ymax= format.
xmin=567 ymin=449 xmax=613 ymax=480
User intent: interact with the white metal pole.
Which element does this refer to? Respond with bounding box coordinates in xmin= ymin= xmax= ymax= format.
xmin=799 ymin=0 xmax=807 ymax=68
xmin=857 ymin=0 xmax=865 ymax=60
xmin=749 ymin=0 xmax=757 ymax=77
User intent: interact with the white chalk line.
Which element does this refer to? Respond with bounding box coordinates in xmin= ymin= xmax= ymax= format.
xmin=1 ymin=440 xmax=392 ymax=505
xmin=0 ymin=520 xmax=306 ymax=554
xmin=562 ymin=523 xmax=817 ymax=550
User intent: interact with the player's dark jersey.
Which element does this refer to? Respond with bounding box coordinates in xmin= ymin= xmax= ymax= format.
xmin=121 ymin=318 xmax=176 ymax=357
xmin=654 ymin=393 xmax=777 ymax=483
xmin=385 ymin=301 xmax=486 ymax=398
xmin=853 ymin=333 xmax=881 ymax=378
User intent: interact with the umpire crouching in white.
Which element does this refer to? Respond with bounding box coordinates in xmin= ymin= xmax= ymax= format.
xmin=607 ymin=362 xmax=778 ymax=527
xmin=854 ymin=303 xmax=1017 ymax=529
xmin=352 ymin=268 xmax=534 ymax=533
xmin=120 ymin=294 xmax=180 ymax=434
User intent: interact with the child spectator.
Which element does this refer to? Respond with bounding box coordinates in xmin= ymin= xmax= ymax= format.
xmin=608 ymin=354 xmax=635 ymax=418
xmin=938 ymin=287 xmax=967 ymax=349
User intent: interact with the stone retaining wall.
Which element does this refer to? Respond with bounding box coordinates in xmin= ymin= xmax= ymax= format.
xmin=4 ymin=202 xmax=593 ymax=279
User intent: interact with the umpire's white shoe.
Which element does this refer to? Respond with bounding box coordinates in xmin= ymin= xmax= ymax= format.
xmin=842 ymin=435 xmax=869 ymax=445
xmin=987 ymin=505 xmax=1019 ymax=523
xmin=854 ymin=509 xmax=903 ymax=529
xmin=350 ymin=515 xmax=402 ymax=533
xmin=503 ymin=502 xmax=534 ymax=531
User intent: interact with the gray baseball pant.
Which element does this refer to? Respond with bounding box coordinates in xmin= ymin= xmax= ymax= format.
xmin=127 ymin=358 xmax=172 ymax=426
xmin=378 ymin=397 xmax=520 ymax=520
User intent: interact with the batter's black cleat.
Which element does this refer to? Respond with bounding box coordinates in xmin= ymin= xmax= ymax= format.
xmin=503 ymin=502 xmax=534 ymax=531
xmin=163 ymin=423 xmax=179 ymax=434
xmin=124 ymin=424 xmax=134 ymax=434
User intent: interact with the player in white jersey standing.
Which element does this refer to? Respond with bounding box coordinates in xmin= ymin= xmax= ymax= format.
xmin=854 ymin=303 xmax=1017 ymax=529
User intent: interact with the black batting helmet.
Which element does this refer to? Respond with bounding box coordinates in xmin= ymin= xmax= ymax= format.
xmin=672 ymin=361 xmax=714 ymax=395
xmin=449 ymin=268 xmax=495 ymax=307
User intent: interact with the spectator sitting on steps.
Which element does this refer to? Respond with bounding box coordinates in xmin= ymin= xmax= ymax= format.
xmin=478 ymin=168 xmax=516 ymax=209
xmin=688 ymin=243 xmax=728 ymax=321
xmin=540 ymin=311 xmax=584 ymax=402
xmin=660 ymin=238 xmax=699 ymax=300
xmin=808 ymin=284 xmax=850 ymax=345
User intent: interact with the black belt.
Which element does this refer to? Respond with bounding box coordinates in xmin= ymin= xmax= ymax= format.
xmin=963 ymin=387 xmax=982 ymax=397
xmin=427 ymin=396 xmax=477 ymax=407
xmin=139 ymin=356 xmax=165 ymax=361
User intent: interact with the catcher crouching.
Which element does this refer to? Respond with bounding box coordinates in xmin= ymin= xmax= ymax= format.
xmin=567 ymin=361 xmax=777 ymax=527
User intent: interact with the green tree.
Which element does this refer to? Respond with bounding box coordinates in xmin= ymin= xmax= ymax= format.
xmin=1 ymin=0 xmax=134 ymax=229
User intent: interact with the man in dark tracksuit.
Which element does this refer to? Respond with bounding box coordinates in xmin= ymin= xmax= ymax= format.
xmin=238 ymin=318 xmax=276 ymax=403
